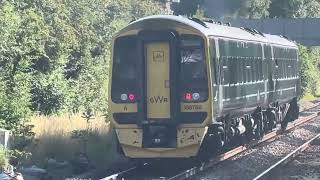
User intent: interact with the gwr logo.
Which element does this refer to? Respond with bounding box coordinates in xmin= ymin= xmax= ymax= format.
xmin=153 ymin=51 xmax=164 ymax=62
xmin=149 ymin=96 xmax=168 ymax=103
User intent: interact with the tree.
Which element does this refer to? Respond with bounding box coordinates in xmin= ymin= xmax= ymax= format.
xmin=0 ymin=0 xmax=164 ymax=118
xmin=202 ymin=0 xmax=270 ymax=19
xmin=247 ymin=0 xmax=271 ymax=18
xmin=298 ymin=45 xmax=320 ymax=97
xmin=269 ymin=0 xmax=320 ymax=18
xmin=171 ymin=0 xmax=203 ymax=16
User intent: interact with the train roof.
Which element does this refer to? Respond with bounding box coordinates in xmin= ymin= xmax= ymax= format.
xmin=121 ymin=15 xmax=298 ymax=48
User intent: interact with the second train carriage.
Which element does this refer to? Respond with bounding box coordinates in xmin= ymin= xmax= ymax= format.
xmin=109 ymin=15 xmax=300 ymax=159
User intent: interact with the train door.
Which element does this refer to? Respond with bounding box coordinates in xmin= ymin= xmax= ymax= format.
xmin=145 ymin=42 xmax=171 ymax=120
xmin=138 ymin=31 xmax=179 ymax=148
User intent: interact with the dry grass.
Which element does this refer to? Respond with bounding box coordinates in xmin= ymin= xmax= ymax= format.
xmin=31 ymin=114 xmax=109 ymax=137
xmin=26 ymin=114 xmax=125 ymax=171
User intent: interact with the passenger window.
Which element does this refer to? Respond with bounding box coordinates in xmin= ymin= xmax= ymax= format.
xmin=237 ymin=56 xmax=243 ymax=83
xmin=222 ymin=57 xmax=229 ymax=84
xmin=245 ymin=57 xmax=251 ymax=82
xmin=241 ymin=58 xmax=245 ymax=83
xmin=230 ymin=57 xmax=237 ymax=84
xmin=250 ymin=57 xmax=254 ymax=82
xmin=209 ymin=39 xmax=218 ymax=84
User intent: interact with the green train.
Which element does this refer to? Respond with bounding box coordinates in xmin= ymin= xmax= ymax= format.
xmin=109 ymin=15 xmax=300 ymax=160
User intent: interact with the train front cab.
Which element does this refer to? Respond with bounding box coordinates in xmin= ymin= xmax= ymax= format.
xmin=109 ymin=18 xmax=213 ymax=159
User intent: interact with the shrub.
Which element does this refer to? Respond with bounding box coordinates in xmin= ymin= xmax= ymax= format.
xmin=0 ymin=147 xmax=8 ymax=171
xmin=299 ymin=45 xmax=320 ymax=98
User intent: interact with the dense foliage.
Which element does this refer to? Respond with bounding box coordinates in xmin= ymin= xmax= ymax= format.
xmin=299 ymin=46 xmax=320 ymax=97
xmin=0 ymin=0 xmax=164 ymax=135
xmin=173 ymin=0 xmax=320 ymax=19
xmin=269 ymin=0 xmax=320 ymax=18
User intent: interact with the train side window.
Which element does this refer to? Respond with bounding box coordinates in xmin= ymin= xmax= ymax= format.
xmin=284 ymin=56 xmax=288 ymax=78
xmin=289 ymin=60 xmax=292 ymax=78
xmin=222 ymin=56 xmax=229 ymax=84
xmin=219 ymin=39 xmax=230 ymax=85
xmin=283 ymin=60 xmax=286 ymax=79
xmin=295 ymin=49 xmax=298 ymax=78
xmin=283 ymin=49 xmax=287 ymax=78
xmin=284 ymin=59 xmax=288 ymax=78
xmin=290 ymin=57 xmax=293 ymax=77
xmin=257 ymin=56 xmax=262 ymax=81
xmin=284 ymin=59 xmax=287 ymax=78
xmin=288 ymin=59 xmax=292 ymax=78
xmin=237 ymin=56 xmax=242 ymax=83
xmin=209 ymin=39 xmax=218 ymax=85
xmin=250 ymin=43 xmax=256 ymax=82
xmin=231 ymin=41 xmax=239 ymax=83
xmin=292 ymin=49 xmax=296 ymax=77
xmin=279 ymin=58 xmax=283 ymax=79
xmin=291 ymin=49 xmax=297 ymax=78
xmin=231 ymin=40 xmax=242 ymax=84
xmin=255 ymin=58 xmax=259 ymax=81
xmin=258 ymin=44 xmax=263 ymax=81
xmin=292 ymin=59 xmax=294 ymax=78
xmin=230 ymin=56 xmax=237 ymax=84
xmin=264 ymin=45 xmax=272 ymax=80
xmin=283 ymin=48 xmax=287 ymax=78
xmin=245 ymin=57 xmax=250 ymax=82
xmin=251 ymin=57 xmax=255 ymax=82
xmin=242 ymin=57 xmax=246 ymax=83
xmin=237 ymin=56 xmax=243 ymax=83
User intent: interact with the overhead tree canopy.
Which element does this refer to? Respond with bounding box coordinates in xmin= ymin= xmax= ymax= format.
xmin=0 ymin=0 xmax=165 ymax=135
xmin=202 ymin=0 xmax=320 ymax=19
xmin=269 ymin=0 xmax=320 ymax=18
xmin=171 ymin=0 xmax=203 ymax=17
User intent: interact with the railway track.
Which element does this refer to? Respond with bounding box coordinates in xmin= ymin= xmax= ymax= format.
xmin=252 ymin=133 xmax=320 ymax=180
xmin=102 ymin=101 xmax=320 ymax=180
xmin=272 ymin=132 xmax=320 ymax=180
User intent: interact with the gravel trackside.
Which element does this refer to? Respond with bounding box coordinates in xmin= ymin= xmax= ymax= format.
xmin=196 ymin=117 xmax=320 ymax=180
xmin=272 ymin=138 xmax=320 ymax=180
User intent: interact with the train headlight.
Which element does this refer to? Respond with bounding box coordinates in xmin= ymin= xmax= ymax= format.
xmin=120 ymin=94 xmax=128 ymax=101
xmin=192 ymin=93 xmax=200 ymax=100
xmin=185 ymin=93 xmax=192 ymax=101
xmin=184 ymin=92 xmax=202 ymax=102
xmin=128 ymin=94 xmax=135 ymax=101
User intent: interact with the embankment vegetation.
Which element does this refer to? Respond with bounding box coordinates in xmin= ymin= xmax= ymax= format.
xmin=0 ymin=0 xmax=165 ymax=174
xmin=299 ymin=46 xmax=320 ymax=100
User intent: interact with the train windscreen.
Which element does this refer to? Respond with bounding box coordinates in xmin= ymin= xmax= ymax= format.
xmin=180 ymin=36 xmax=208 ymax=102
xmin=111 ymin=36 xmax=138 ymax=103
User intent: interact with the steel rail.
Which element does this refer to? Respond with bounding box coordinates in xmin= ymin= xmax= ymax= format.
xmin=101 ymin=166 xmax=138 ymax=180
xmin=168 ymin=103 xmax=320 ymax=180
xmin=253 ymin=133 xmax=320 ymax=180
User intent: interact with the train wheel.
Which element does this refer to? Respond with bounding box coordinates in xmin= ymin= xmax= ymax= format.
xmin=197 ymin=139 xmax=213 ymax=162
xmin=197 ymin=130 xmax=223 ymax=162
xmin=252 ymin=107 xmax=264 ymax=139
xmin=281 ymin=120 xmax=288 ymax=130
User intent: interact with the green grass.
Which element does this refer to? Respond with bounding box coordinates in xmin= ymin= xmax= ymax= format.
xmin=301 ymin=92 xmax=317 ymax=102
